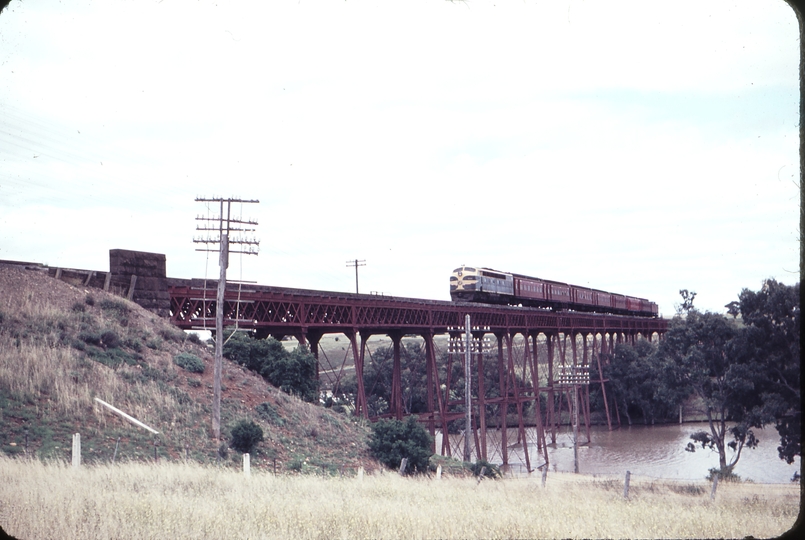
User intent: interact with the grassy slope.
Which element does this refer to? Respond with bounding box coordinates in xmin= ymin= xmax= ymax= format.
xmin=0 ymin=265 xmax=379 ymax=473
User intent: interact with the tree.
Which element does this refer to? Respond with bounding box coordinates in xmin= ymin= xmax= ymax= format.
xmin=658 ymin=310 xmax=764 ymax=477
xmin=223 ymin=332 xmax=319 ymax=402
xmin=676 ymin=289 xmax=697 ymax=314
xmin=737 ymin=279 xmax=800 ymax=464
xmin=603 ymin=339 xmax=689 ymax=425
xmin=230 ymin=419 xmax=264 ymax=454
xmin=368 ymin=416 xmax=433 ymax=474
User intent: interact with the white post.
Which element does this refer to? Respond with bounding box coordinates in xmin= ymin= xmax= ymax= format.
xmin=72 ymin=433 xmax=81 ymax=468
xmin=436 ymin=464 xmax=442 ymax=480
xmin=623 ymin=470 xmax=631 ymax=499
xmin=357 ymin=467 xmax=364 ymax=481
xmin=243 ymin=453 xmax=251 ymax=476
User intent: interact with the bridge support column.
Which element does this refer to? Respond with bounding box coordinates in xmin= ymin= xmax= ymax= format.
xmin=546 ymin=333 xmax=557 ymax=444
xmin=593 ymin=333 xmax=613 ymax=431
xmin=504 ymin=333 xmax=530 ymax=473
xmin=475 ymin=332 xmax=488 ymax=462
xmin=389 ymin=332 xmax=404 ymax=420
xmin=305 ymin=330 xmax=323 ymax=380
xmin=423 ymin=332 xmax=444 ymax=453
xmin=527 ymin=332 xmax=548 ymax=467
xmin=346 ymin=330 xmax=368 ymax=419
xmin=495 ymin=333 xmax=508 ymax=468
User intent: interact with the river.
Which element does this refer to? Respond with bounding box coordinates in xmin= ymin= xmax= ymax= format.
xmin=436 ymin=422 xmax=801 ymax=483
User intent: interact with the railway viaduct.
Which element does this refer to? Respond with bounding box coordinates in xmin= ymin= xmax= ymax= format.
xmin=7 ymin=249 xmax=668 ymax=470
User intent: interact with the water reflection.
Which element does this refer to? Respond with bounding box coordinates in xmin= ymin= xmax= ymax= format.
xmin=436 ymin=422 xmax=801 ymax=483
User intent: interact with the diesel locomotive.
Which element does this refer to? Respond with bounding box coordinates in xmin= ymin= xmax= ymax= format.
xmin=450 ymin=265 xmax=658 ymax=317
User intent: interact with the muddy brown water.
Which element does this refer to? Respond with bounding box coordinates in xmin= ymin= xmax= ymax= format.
xmin=436 ymin=422 xmax=801 ymax=483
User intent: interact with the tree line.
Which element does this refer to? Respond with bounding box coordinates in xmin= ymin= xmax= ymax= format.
xmin=601 ymin=279 xmax=799 ymax=478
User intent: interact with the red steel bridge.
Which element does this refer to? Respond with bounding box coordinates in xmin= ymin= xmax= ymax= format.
xmin=169 ymin=278 xmax=668 ymax=472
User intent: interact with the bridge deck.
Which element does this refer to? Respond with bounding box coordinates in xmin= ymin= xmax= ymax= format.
xmin=168 ymin=279 xmax=667 ymax=337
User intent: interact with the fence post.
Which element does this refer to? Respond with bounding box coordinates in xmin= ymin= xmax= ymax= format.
xmin=541 ymin=466 xmax=548 ymax=488
xmin=243 ymin=453 xmax=251 ymax=477
xmin=72 ymin=433 xmax=81 ymax=468
xmin=476 ymin=466 xmax=486 ymax=484
xmin=358 ymin=467 xmax=364 ymax=481
xmin=112 ymin=437 xmax=120 ymax=464
xmin=623 ymin=470 xmax=631 ymax=499
xmin=710 ymin=475 xmax=719 ymax=500
xmin=436 ymin=464 xmax=442 ymax=480
xmin=399 ymin=457 xmax=408 ymax=476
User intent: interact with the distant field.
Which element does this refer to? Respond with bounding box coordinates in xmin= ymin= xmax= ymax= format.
xmin=0 ymin=457 xmax=799 ymax=539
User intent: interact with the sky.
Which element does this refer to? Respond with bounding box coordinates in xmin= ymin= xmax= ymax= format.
xmin=0 ymin=0 xmax=800 ymax=317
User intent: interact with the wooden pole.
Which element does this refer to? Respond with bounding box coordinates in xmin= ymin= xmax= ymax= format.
xmin=463 ymin=314 xmax=472 ymax=463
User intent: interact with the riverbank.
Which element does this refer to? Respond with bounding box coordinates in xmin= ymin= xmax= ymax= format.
xmin=0 ymin=457 xmax=799 ymax=539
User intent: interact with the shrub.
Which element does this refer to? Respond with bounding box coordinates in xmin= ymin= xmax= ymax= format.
xmin=368 ymin=416 xmax=433 ymax=474
xmin=186 ymin=332 xmax=202 ymax=345
xmin=256 ymin=402 xmax=286 ymax=426
xmin=466 ymin=459 xmax=502 ymax=479
xmin=78 ymin=331 xmax=102 ymax=347
xmin=100 ymin=330 xmax=120 ymax=349
xmin=70 ymin=302 xmax=86 ymax=313
xmin=224 ymin=334 xmax=319 ymax=402
xmin=84 ymin=294 xmax=95 ymax=306
xmin=230 ymin=420 xmax=264 ymax=454
xmin=174 ymin=352 xmax=205 ymax=374
xmin=99 ymin=298 xmax=130 ymax=316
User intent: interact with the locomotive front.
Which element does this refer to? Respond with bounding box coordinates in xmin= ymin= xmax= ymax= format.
xmin=450 ymin=266 xmax=514 ymax=303
xmin=450 ymin=266 xmax=480 ymax=301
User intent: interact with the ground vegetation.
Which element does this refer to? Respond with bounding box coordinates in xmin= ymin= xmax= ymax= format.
xmin=0 ymin=458 xmax=798 ymax=539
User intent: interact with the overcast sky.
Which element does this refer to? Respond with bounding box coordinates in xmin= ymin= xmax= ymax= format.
xmin=0 ymin=0 xmax=800 ymax=317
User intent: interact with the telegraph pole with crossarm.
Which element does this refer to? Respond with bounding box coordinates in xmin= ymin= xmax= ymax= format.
xmin=346 ymin=259 xmax=366 ymax=294
xmin=194 ymin=197 xmax=259 ymax=442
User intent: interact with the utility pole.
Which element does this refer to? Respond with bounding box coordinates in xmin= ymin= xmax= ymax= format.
xmin=558 ymin=362 xmax=589 ymax=474
xmin=463 ymin=314 xmax=472 ymax=463
xmin=194 ymin=197 xmax=259 ymax=442
xmin=346 ymin=259 xmax=366 ymax=294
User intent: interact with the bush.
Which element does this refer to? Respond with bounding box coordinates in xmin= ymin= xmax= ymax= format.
xmin=256 ymin=402 xmax=286 ymax=426
xmin=100 ymin=330 xmax=120 ymax=349
xmin=466 ymin=459 xmax=502 ymax=479
xmin=174 ymin=352 xmax=205 ymax=373
xmin=368 ymin=416 xmax=433 ymax=474
xmin=84 ymin=294 xmax=95 ymax=306
xmin=230 ymin=420 xmax=264 ymax=454
xmin=224 ymin=334 xmax=319 ymax=402
xmin=99 ymin=298 xmax=130 ymax=316
xmin=186 ymin=332 xmax=202 ymax=345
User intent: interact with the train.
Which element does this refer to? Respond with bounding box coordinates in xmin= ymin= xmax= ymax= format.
xmin=450 ymin=265 xmax=658 ymax=317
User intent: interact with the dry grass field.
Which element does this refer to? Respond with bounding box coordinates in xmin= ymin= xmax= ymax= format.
xmin=0 ymin=457 xmax=799 ymax=539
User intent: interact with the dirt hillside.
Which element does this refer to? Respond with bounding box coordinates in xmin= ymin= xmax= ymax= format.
xmin=0 ymin=263 xmax=379 ymax=473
